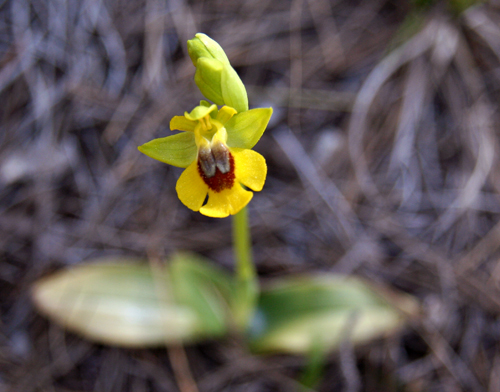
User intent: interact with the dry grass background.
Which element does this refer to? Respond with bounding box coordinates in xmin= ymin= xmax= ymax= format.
xmin=2 ymin=0 xmax=500 ymax=391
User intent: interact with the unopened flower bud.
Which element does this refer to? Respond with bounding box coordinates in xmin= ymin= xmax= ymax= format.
xmin=187 ymin=33 xmax=229 ymax=66
xmin=187 ymin=33 xmax=248 ymax=113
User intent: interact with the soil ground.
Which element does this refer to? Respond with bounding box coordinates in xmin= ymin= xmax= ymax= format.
xmin=2 ymin=0 xmax=500 ymax=391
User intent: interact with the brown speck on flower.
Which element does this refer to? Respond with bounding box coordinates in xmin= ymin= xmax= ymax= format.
xmin=198 ymin=153 xmax=235 ymax=193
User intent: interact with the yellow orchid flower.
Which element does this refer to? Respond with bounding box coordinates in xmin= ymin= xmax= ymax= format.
xmin=138 ymin=102 xmax=272 ymax=218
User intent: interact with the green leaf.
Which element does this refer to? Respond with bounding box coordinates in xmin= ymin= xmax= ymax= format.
xmin=226 ymin=108 xmax=273 ymax=149
xmin=249 ymin=275 xmax=419 ymax=354
xmin=221 ymin=65 xmax=248 ymax=113
xmin=170 ymin=253 xmax=236 ymax=336
xmin=32 ymin=259 xmax=201 ymax=347
xmin=300 ymin=338 xmax=328 ymax=389
xmin=32 ymin=255 xmax=239 ymax=347
xmin=138 ymin=132 xmax=197 ymax=168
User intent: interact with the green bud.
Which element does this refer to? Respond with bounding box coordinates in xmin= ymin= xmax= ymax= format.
xmin=220 ymin=65 xmax=248 ymax=114
xmin=187 ymin=33 xmax=248 ymax=113
xmin=187 ymin=33 xmax=230 ymax=66
xmin=194 ymin=57 xmax=225 ymax=106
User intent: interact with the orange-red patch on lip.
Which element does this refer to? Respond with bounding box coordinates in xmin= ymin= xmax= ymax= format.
xmin=198 ymin=153 xmax=235 ymax=193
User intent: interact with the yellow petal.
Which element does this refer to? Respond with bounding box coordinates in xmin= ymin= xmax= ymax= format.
xmin=231 ymin=148 xmax=267 ymax=191
xmin=170 ymin=116 xmax=197 ymax=132
xmin=176 ymin=161 xmax=208 ymax=211
xmin=200 ymin=183 xmax=253 ymax=218
xmin=185 ymin=104 xmax=218 ymax=121
xmin=216 ymin=106 xmax=237 ymax=125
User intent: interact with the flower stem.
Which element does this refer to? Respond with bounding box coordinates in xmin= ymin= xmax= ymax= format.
xmin=232 ymin=206 xmax=258 ymax=331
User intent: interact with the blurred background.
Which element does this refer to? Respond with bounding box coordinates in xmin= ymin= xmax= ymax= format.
xmin=2 ymin=0 xmax=500 ymax=390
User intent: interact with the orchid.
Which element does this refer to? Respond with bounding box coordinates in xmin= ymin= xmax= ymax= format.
xmin=139 ymin=33 xmax=271 ymax=218
xmin=138 ymin=102 xmax=272 ymax=217
xmin=33 ymin=33 xmax=419 ymax=365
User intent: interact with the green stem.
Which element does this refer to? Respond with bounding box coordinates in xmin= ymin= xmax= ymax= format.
xmin=232 ymin=206 xmax=258 ymax=330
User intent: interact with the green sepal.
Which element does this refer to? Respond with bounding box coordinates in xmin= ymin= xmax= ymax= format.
xmin=138 ymin=132 xmax=197 ymax=168
xmin=226 ymin=108 xmax=273 ymax=149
